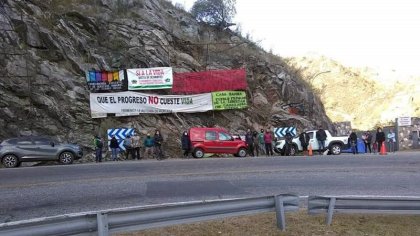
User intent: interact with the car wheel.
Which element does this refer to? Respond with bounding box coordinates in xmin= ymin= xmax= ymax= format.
xmin=237 ymin=148 xmax=247 ymax=157
xmin=330 ymin=144 xmax=342 ymax=155
xmin=2 ymin=154 xmax=19 ymax=168
xmin=193 ymin=148 xmax=204 ymax=158
xmin=59 ymin=151 xmax=74 ymax=164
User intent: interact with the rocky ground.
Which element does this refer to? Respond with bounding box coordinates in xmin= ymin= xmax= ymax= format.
xmin=0 ymin=0 xmax=333 ymax=158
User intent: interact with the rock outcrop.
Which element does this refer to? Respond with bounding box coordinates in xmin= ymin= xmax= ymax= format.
xmin=0 ymin=0 xmax=334 ymax=158
xmin=286 ymin=55 xmax=420 ymax=130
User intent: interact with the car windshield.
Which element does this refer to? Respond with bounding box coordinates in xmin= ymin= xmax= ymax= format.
xmin=2 ymin=138 xmax=18 ymax=145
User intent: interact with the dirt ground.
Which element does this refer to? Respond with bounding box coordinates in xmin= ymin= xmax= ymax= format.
xmin=116 ymin=211 xmax=420 ymax=236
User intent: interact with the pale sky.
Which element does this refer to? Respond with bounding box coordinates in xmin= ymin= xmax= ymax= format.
xmin=172 ymin=0 xmax=420 ymax=75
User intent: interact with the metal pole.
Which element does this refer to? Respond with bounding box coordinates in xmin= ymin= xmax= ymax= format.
xmin=205 ymin=43 xmax=209 ymax=70
xmin=97 ymin=212 xmax=109 ymax=236
xmin=326 ymin=197 xmax=336 ymax=225
xmin=274 ymin=195 xmax=286 ymax=231
xmin=395 ymin=118 xmax=399 ymax=151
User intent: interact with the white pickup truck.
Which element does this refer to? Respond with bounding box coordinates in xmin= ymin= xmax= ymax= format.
xmin=274 ymin=130 xmax=348 ymax=155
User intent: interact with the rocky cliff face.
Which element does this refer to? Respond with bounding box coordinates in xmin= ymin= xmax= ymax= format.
xmin=0 ymin=0 xmax=333 ymax=158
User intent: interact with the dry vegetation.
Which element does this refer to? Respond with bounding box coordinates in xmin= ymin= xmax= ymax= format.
xmin=285 ymin=55 xmax=420 ymax=130
xmin=117 ymin=211 xmax=420 ymax=236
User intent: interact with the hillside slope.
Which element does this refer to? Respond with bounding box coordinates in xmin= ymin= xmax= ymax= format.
xmin=286 ymin=55 xmax=420 ymax=130
xmin=0 ymin=0 xmax=333 ymax=157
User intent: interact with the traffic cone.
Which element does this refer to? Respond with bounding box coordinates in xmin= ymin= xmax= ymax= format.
xmin=308 ymin=144 xmax=313 ymax=156
xmin=380 ymin=142 xmax=387 ymax=155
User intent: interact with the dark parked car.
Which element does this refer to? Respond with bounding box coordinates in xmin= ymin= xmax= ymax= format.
xmin=0 ymin=136 xmax=83 ymax=168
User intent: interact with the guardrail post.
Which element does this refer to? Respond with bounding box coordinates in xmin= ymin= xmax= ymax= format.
xmin=97 ymin=212 xmax=109 ymax=236
xmin=326 ymin=197 xmax=336 ymax=225
xmin=274 ymin=195 xmax=286 ymax=231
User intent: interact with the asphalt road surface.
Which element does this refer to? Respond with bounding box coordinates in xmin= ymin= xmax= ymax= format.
xmin=1 ymin=152 xmax=419 ymax=223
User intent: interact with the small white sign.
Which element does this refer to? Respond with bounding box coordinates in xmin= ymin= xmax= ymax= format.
xmin=127 ymin=67 xmax=173 ymax=90
xmin=398 ymin=117 xmax=412 ymax=126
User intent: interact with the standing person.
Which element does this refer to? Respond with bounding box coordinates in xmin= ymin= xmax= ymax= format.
xmin=316 ymin=127 xmax=327 ymax=154
xmin=284 ymin=132 xmax=293 ymax=156
xmin=365 ymin=131 xmax=373 ymax=153
xmin=123 ymin=135 xmax=134 ymax=160
xmin=264 ymin=129 xmax=274 ymax=156
xmin=349 ymin=131 xmax=358 ymax=154
xmin=110 ymin=135 xmax=119 ymax=161
xmin=258 ymin=129 xmax=266 ymax=155
xmin=372 ymin=139 xmax=378 ymax=154
xmin=361 ymin=132 xmax=367 ymax=153
xmin=181 ymin=131 xmax=191 ymax=158
xmin=245 ymin=129 xmax=255 ymax=157
xmin=299 ymin=131 xmax=310 ymax=155
xmin=131 ymin=133 xmax=141 ymax=160
xmin=143 ymin=133 xmax=154 ymax=159
xmin=376 ymin=127 xmax=386 ymax=153
xmin=387 ymin=129 xmax=396 ymax=153
xmin=253 ymin=131 xmax=260 ymax=157
xmin=154 ymin=130 xmax=164 ymax=160
xmin=94 ymin=135 xmax=103 ymax=163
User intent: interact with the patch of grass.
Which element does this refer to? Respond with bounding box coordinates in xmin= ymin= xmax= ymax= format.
xmin=117 ymin=211 xmax=420 ymax=236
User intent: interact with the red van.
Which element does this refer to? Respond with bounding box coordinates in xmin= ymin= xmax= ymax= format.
xmin=189 ymin=127 xmax=248 ymax=158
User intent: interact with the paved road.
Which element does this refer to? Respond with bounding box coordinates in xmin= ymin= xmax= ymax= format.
xmin=0 ymin=152 xmax=419 ymax=223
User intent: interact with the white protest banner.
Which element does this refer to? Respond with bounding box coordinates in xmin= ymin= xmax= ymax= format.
xmin=90 ymin=91 xmax=213 ymax=117
xmin=127 ymin=67 xmax=173 ymax=90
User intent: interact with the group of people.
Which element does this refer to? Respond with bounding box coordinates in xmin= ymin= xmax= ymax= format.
xmin=181 ymin=128 xmax=277 ymax=158
xmin=295 ymin=128 xmax=326 ymax=155
xmin=93 ymin=126 xmax=398 ymax=162
xmin=93 ymin=130 xmax=165 ymax=162
xmin=244 ymin=128 xmax=276 ymax=157
xmin=348 ymin=128 xmax=397 ymax=155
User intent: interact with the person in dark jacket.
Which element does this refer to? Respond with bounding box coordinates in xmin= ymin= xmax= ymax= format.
xmin=316 ymin=128 xmax=327 ymax=154
xmin=376 ymin=127 xmax=386 ymax=153
xmin=252 ymin=131 xmax=259 ymax=157
xmin=110 ymin=135 xmax=119 ymax=161
xmin=284 ymin=132 xmax=293 ymax=156
xmin=299 ymin=131 xmax=310 ymax=155
xmin=245 ymin=129 xmax=255 ymax=157
xmin=154 ymin=130 xmax=164 ymax=160
xmin=365 ymin=131 xmax=373 ymax=153
xmin=349 ymin=131 xmax=358 ymax=154
xmin=94 ymin=135 xmax=103 ymax=163
xmin=181 ymin=131 xmax=191 ymax=158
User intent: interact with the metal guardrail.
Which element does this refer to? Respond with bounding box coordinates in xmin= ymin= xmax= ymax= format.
xmin=0 ymin=194 xmax=299 ymax=236
xmin=308 ymin=195 xmax=420 ymax=225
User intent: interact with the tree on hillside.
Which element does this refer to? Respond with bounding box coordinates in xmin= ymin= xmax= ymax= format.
xmin=190 ymin=0 xmax=236 ymax=28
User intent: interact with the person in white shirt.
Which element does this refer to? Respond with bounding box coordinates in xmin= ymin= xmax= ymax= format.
xmin=387 ymin=129 xmax=396 ymax=153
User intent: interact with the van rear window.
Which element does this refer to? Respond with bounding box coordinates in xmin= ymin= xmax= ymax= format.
xmin=205 ymin=131 xmax=217 ymax=141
